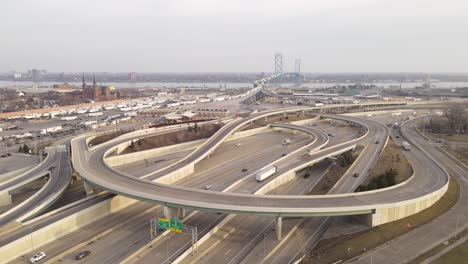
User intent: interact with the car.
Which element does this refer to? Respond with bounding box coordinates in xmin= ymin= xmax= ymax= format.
xmin=375 ymin=141 xmax=379 ymax=144
xmin=353 ymin=173 xmax=359 ymax=178
xmin=282 ymin=153 xmax=287 ymax=157
xmin=75 ymin=250 xmax=91 ymax=260
xmin=29 ymin=252 xmax=46 ymax=263
xmin=203 ymin=185 xmax=212 ymax=190
xmin=304 ymin=173 xmax=311 ymax=178
xmin=242 ymin=168 xmax=248 ymax=172
xmin=396 ymin=135 xmax=400 ymax=138
xmin=235 ymin=143 xmax=241 ymax=147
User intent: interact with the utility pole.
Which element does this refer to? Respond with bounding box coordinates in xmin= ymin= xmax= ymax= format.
xmin=165 ymin=234 xmax=169 ymax=260
xmin=34 ymin=137 xmax=38 ymax=163
xmin=455 ymin=214 xmax=461 ymax=239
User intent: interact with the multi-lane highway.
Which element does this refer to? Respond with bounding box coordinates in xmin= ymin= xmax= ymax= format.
xmin=350 ymin=116 xmax=468 ymax=264
xmin=0 ymin=102 xmax=455 ymax=264
xmin=6 ymin=125 xmax=319 ymax=263
xmin=71 ymin=109 xmax=448 ymax=218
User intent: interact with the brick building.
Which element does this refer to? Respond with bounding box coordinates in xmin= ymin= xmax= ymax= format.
xmin=82 ymin=74 xmax=119 ymax=101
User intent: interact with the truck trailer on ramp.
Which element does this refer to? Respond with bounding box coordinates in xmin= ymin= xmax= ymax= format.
xmin=256 ymin=166 xmax=278 ymax=182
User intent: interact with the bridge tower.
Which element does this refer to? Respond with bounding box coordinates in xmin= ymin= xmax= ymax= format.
xmin=274 ymin=53 xmax=283 ymax=87
xmin=274 ymin=53 xmax=283 ymax=75
xmin=294 ymin=58 xmax=301 ymax=74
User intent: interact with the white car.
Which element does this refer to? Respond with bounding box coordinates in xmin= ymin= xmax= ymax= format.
xmin=30 ymin=252 xmax=46 ymax=263
xmin=204 ymin=185 xmax=212 ymax=190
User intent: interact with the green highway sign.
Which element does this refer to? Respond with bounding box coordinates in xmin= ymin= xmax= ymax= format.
xmin=157 ymin=217 xmax=183 ymax=233
xmin=158 ymin=218 xmax=170 ymax=230
xmin=170 ymin=218 xmax=183 ymax=233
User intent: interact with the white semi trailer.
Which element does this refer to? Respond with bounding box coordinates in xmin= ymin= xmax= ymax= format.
xmin=40 ymin=126 xmax=63 ymax=135
xmin=255 ymin=166 xmax=278 ymax=182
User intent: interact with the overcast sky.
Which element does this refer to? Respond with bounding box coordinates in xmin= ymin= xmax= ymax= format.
xmin=1 ymin=0 xmax=467 ymax=73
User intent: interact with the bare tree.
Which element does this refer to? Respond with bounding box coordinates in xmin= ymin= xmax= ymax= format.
xmin=445 ymin=103 xmax=468 ymax=134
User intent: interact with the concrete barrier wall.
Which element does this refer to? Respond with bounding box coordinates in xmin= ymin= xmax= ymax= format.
xmin=85 ymin=135 xmax=97 ymax=148
xmin=154 ymin=164 xmax=195 ymax=185
xmin=364 ymin=116 xmax=451 ymax=226
xmin=0 ymin=172 xmax=52 ymax=222
xmin=104 ymin=126 xmax=273 ymax=169
xmin=0 ymin=191 xmax=12 ymax=206
xmin=105 ymin=139 xmax=204 ymax=167
xmin=0 ymin=195 xmax=137 ymax=263
xmin=254 ymin=171 xmax=297 ymax=195
xmin=343 ymin=109 xmax=413 ymax=117
xmin=254 ymin=145 xmax=355 ymax=196
xmin=370 ymin=181 xmax=448 ymax=226
xmin=227 ymin=126 xmax=269 ymax=141
xmin=289 ymin=115 xmax=320 ymax=125
xmin=0 ymin=166 xmax=35 ymax=184
xmin=0 ymin=152 xmax=51 ymax=190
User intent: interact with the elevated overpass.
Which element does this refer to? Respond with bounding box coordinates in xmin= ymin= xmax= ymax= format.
xmin=0 ymin=140 xmax=72 ymax=225
xmin=71 ymin=103 xmax=448 ymax=230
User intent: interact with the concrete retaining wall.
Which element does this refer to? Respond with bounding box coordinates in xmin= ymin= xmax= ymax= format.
xmin=105 ymin=139 xmax=204 ymax=167
xmin=0 ymin=191 xmax=12 ymax=206
xmin=369 ymin=182 xmax=448 ymax=226
xmin=0 ymin=195 xmax=137 ymax=264
xmin=105 ymin=126 xmax=272 ymax=169
xmin=254 ymin=171 xmax=297 ymax=195
xmin=155 ymin=164 xmax=195 ymax=185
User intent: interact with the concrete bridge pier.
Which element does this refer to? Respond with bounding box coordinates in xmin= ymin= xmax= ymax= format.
xmin=0 ymin=191 xmax=12 ymax=206
xmin=164 ymin=206 xmax=185 ymax=219
xmin=83 ymin=181 xmax=95 ymax=195
xmin=180 ymin=208 xmax=186 ymax=218
xmin=275 ymin=217 xmax=282 ymax=240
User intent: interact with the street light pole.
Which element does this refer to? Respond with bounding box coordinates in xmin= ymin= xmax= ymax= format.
xmin=165 ymin=235 xmax=169 ymax=261
xmin=455 ymin=214 xmax=461 ymax=239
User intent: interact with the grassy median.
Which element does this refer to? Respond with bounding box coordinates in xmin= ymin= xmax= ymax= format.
xmin=305 ymin=176 xmax=460 ymax=264
xmin=431 ymin=238 xmax=468 ymax=264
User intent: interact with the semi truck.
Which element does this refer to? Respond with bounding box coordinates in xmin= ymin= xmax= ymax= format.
xmin=402 ymin=141 xmax=411 ymax=151
xmin=255 ymin=166 xmax=278 ymax=182
xmin=40 ymin=126 xmax=63 ymax=135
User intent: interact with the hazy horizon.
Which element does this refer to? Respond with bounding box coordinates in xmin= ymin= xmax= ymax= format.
xmin=2 ymin=0 xmax=467 ymax=73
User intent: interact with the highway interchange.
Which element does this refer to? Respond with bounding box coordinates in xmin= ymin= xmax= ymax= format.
xmin=0 ymin=99 xmax=465 ymax=264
